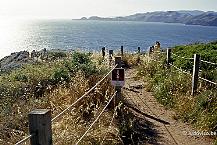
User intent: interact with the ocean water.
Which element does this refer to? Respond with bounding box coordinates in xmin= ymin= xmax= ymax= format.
xmin=1 ymin=19 xmax=217 ymax=58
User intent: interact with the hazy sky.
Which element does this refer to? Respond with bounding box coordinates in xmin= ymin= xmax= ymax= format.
xmin=1 ymin=0 xmax=217 ymax=19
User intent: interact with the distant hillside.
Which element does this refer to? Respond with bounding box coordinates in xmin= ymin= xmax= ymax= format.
xmin=80 ymin=10 xmax=217 ymax=26
xmin=185 ymin=12 xmax=217 ymax=26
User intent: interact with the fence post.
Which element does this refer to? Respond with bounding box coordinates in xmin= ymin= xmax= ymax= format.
xmin=28 ymin=109 xmax=52 ymax=145
xmin=166 ymin=48 xmax=171 ymax=67
xmin=115 ymin=56 xmax=122 ymax=104
xmin=192 ymin=54 xmax=200 ymax=96
xmin=102 ymin=47 xmax=105 ymax=58
xmin=148 ymin=47 xmax=151 ymax=56
xmin=109 ymin=50 xmax=114 ymax=66
xmin=109 ymin=50 xmax=113 ymax=57
xmin=121 ymin=46 xmax=124 ymax=56
xmin=138 ymin=47 xmax=141 ymax=54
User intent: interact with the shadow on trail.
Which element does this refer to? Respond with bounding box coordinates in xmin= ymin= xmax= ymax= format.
xmin=124 ymin=102 xmax=170 ymax=125
xmin=116 ymin=103 xmax=162 ymax=145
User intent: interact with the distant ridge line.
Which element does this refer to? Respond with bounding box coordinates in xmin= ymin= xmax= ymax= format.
xmin=79 ymin=10 xmax=217 ymax=27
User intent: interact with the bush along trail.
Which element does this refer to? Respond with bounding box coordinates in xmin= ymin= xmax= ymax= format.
xmin=135 ymin=41 xmax=217 ymax=144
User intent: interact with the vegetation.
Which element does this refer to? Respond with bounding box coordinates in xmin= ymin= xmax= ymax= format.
xmin=0 ymin=51 xmax=121 ymax=144
xmin=172 ymin=41 xmax=217 ymax=83
xmin=122 ymin=54 xmax=140 ymax=68
xmin=137 ymin=42 xmax=217 ymax=144
xmin=1 ymin=42 xmax=216 ymax=144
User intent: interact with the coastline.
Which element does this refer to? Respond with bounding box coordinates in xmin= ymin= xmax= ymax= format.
xmin=0 ymin=49 xmax=73 ymax=72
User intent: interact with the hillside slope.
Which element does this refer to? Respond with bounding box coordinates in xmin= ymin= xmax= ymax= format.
xmin=82 ymin=10 xmax=217 ymax=26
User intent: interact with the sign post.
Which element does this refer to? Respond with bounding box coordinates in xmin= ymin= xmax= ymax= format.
xmin=112 ymin=56 xmax=124 ymax=105
xmin=111 ymin=68 xmax=125 ymax=87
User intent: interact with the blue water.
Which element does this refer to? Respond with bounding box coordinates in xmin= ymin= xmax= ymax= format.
xmin=1 ymin=19 xmax=217 ymax=58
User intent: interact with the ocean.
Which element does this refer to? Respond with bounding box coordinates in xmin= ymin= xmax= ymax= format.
xmin=1 ymin=19 xmax=217 ymax=58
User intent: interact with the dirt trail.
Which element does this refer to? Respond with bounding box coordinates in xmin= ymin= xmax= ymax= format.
xmin=122 ymin=68 xmax=213 ymax=145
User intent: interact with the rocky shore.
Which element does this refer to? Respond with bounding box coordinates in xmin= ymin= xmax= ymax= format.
xmin=0 ymin=49 xmax=69 ymax=72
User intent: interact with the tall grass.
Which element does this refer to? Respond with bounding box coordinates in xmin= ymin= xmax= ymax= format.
xmin=0 ymin=51 xmax=122 ymax=145
xmin=137 ymin=46 xmax=217 ymax=143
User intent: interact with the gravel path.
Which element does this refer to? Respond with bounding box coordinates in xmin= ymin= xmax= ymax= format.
xmin=122 ymin=68 xmax=213 ymax=145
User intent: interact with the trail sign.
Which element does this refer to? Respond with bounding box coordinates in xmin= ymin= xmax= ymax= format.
xmin=111 ymin=68 xmax=125 ymax=86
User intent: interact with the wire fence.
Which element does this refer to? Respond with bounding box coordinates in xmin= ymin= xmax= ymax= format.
xmin=198 ymin=60 xmax=217 ymax=85
xmin=169 ymin=63 xmax=192 ymax=76
xmin=52 ymin=64 xmax=117 ymax=122
xmin=171 ymin=53 xmax=194 ymax=60
xmin=15 ymin=134 xmax=34 ymax=145
xmin=199 ymin=77 xmax=217 ymax=85
xmin=100 ymin=105 xmax=118 ymax=145
xmin=170 ymin=52 xmax=216 ymax=86
xmin=149 ymin=50 xmax=217 ymax=88
xmin=15 ymin=63 xmax=118 ymax=145
xmin=75 ymin=91 xmax=117 ymax=145
xmin=201 ymin=60 xmax=217 ymax=65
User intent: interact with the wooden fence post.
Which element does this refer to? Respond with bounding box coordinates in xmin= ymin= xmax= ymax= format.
xmin=148 ymin=47 xmax=151 ymax=56
xmin=115 ymin=56 xmax=121 ymax=68
xmin=121 ymin=46 xmax=124 ymax=56
xmin=115 ymin=56 xmax=122 ymax=104
xmin=28 ymin=109 xmax=52 ymax=145
xmin=102 ymin=47 xmax=105 ymax=58
xmin=109 ymin=50 xmax=114 ymax=66
xmin=109 ymin=50 xmax=113 ymax=57
xmin=167 ymin=48 xmax=171 ymax=67
xmin=138 ymin=47 xmax=141 ymax=54
xmin=192 ymin=54 xmax=200 ymax=96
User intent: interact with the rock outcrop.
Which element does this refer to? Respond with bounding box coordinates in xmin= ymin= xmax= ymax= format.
xmin=0 ymin=51 xmax=32 ymax=71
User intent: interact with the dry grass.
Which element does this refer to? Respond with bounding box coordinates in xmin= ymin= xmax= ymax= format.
xmin=0 ymin=52 xmax=123 ymax=145
xmin=0 ymin=72 xmax=121 ymax=145
xmin=122 ymin=53 xmax=141 ymax=68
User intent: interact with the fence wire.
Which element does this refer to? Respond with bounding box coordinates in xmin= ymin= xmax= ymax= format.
xmin=100 ymin=105 xmax=118 ymax=145
xmin=15 ymin=64 xmax=117 ymax=145
xmin=199 ymin=77 xmax=217 ymax=85
xmin=171 ymin=53 xmax=194 ymax=60
xmin=170 ymin=53 xmax=216 ymax=86
xmin=201 ymin=60 xmax=217 ymax=65
xmin=15 ymin=133 xmax=35 ymax=145
xmin=75 ymin=91 xmax=117 ymax=145
xmin=51 ymin=64 xmax=117 ymax=122
xmin=169 ymin=63 xmax=192 ymax=76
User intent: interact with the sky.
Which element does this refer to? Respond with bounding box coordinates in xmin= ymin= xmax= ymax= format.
xmin=0 ymin=0 xmax=217 ymax=19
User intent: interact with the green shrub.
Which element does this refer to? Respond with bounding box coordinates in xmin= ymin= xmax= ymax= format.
xmin=64 ymin=52 xmax=99 ymax=77
xmin=51 ymin=68 xmax=70 ymax=84
xmin=48 ymin=51 xmax=67 ymax=60
xmin=71 ymin=51 xmax=91 ymax=65
xmin=173 ymin=42 xmax=217 ymax=82
xmin=14 ymin=74 xmax=28 ymax=82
